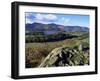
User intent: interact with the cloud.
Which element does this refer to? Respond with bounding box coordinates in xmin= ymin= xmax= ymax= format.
xmin=55 ymin=17 xmax=70 ymax=26
xmin=25 ymin=13 xmax=35 ymax=24
xmin=35 ymin=14 xmax=57 ymax=21
xmin=25 ymin=13 xmax=70 ymax=26
xmin=35 ymin=14 xmax=57 ymax=23
xmin=26 ymin=13 xmax=35 ymax=19
xmin=35 ymin=14 xmax=44 ymax=20
xmin=62 ymin=18 xmax=70 ymax=25
xmin=44 ymin=14 xmax=57 ymax=20
xmin=26 ymin=18 xmax=33 ymax=24
xmin=26 ymin=13 xmax=58 ymax=24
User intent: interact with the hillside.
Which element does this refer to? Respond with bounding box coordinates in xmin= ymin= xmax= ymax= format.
xmin=25 ymin=22 xmax=89 ymax=68
xmin=26 ymin=23 xmax=89 ymax=34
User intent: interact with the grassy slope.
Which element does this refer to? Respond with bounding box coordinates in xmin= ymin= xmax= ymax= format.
xmin=25 ymin=32 xmax=89 ymax=68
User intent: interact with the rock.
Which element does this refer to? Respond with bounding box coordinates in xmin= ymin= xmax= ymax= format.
xmin=38 ymin=45 xmax=89 ymax=67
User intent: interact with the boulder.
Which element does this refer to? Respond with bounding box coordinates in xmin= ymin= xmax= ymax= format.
xmin=38 ymin=45 xmax=89 ymax=67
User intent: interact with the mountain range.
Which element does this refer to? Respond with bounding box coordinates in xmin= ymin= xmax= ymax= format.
xmin=26 ymin=23 xmax=89 ymax=34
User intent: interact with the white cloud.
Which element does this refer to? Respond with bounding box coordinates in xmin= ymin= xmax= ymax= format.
xmin=26 ymin=18 xmax=33 ymax=24
xmin=55 ymin=17 xmax=70 ymax=26
xmin=26 ymin=13 xmax=70 ymax=26
xmin=33 ymin=14 xmax=57 ymax=24
xmin=35 ymin=14 xmax=57 ymax=21
xmin=63 ymin=19 xmax=70 ymax=25
xmin=25 ymin=13 xmax=34 ymax=18
xmin=44 ymin=14 xmax=57 ymax=20
xmin=61 ymin=18 xmax=69 ymax=22
xmin=35 ymin=14 xmax=44 ymax=20
xmin=25 ymin=13 xmax=35 ymax=24
xmin=25 ymin=13 xmax=30 ymax=17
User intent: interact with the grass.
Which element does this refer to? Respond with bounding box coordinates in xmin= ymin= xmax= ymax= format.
xmin=25 ymin=32 xmax=89 ymax=68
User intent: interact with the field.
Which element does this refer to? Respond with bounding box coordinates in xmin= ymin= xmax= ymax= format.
xmin=25 ymin=32 xmax=89 ymax=68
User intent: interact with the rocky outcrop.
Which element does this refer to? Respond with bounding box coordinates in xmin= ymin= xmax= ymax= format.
xmin=38 ymin=45 xmax=89 ymax=67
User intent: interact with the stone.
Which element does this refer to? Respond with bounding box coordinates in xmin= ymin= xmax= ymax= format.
xmin=38 ymin=45 xmax=89 ymax=67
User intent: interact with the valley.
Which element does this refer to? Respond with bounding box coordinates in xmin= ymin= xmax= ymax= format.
xmin=25 ymin=24 xmax=89 ymax=68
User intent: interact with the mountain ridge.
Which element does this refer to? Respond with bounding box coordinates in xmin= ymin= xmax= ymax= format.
xmin=25 ymin=22 xmax=89 ymax=33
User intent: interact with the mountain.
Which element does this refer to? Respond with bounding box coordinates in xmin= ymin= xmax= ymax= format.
xmin=26 ymin=23 xmax=63 ymax=31
xmin=64 ymin=26 xmax=89 ymax=32
xmin=26 ymin=23 xmax=89 ymax=34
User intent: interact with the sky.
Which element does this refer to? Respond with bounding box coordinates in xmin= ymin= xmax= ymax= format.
xmin=25 ymin=12 xmax=89 ymax=27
